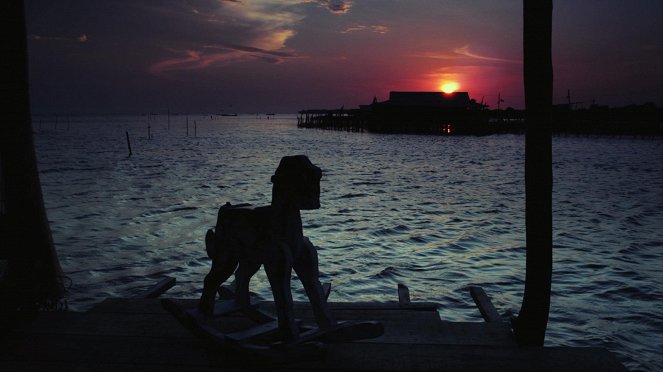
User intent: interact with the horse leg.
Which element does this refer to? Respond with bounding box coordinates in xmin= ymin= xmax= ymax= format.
xmin=234 ymin=259 xmax=261 ymax=307
xmin=264 ymin=243 xmax=298 ymax=342
xmin=198 ymin=232 xmax=239 ymax=316
xmin=293 ymin=237 xmax=335 ymax=328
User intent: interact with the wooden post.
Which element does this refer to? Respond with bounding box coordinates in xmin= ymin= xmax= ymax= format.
xmin=397 ymin=283 xmax=411 ymax=306
xmin=0 ymin=0 xmax=64 ymax=311
xmin=513 ymin=0 xmax=553 ymax=346
xmin=137 ymin=276 xmax=176 ymax=299
xmin=194 ymin=120 xmax=197 ymax=137
xmin=125 ymin=131 xmax=132 ymax=156
xmin=469 ymin=286 xmax=502 ymax=323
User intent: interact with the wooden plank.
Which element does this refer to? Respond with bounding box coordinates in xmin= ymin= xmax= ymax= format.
xmin=89 ymin=298 xmax=439 ymax=314
xmin=291 ymin=307 xmax=442 ymax=323
xmin=470 ymin=286 xmax=502 ymax=323
xmin=22 ymin=311 xmax=194 ymax=338
xmin=28 ymin=307 xmax=514 ymax=346
xmin=6 ymin=333 xmax=212 ymax=367
xmin=306 ymin=344 xmax=628 ymax=372
xmin=80 ymin=298 xmax=514 ymax=345
xmin=292 ymin=321 xmax=384 ymax=344
xmin=355 ymin=318 xmax=513 ymax=346
xmin=318 ymin=301 xmax=438 ymax=311
xmin=137 ymin=276 xmax=176 ymax=299
xmin=3 ymin=298 xmax=625 ymax=371
xmin=89 ymin=298 xmax=177 ymax=313
xmin=397 ymin=284 xmax=410 ymax=305
xmin=3 ymin=333 xmax=626 ymax=371
xmin=0 ymin=361 xmax=224 ymax=372
xmin=212 ymin=297 xmax=260 ymax=317
xmin=225 ymin=320 xmax=280 ymax=342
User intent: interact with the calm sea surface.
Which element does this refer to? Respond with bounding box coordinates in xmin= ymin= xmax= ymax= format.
xmin=34 ymin=115 xmax=662 ymax=370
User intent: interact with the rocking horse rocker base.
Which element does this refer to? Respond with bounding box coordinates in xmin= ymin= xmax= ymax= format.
xmin=161 ymin=288 xmax=384 ymax=359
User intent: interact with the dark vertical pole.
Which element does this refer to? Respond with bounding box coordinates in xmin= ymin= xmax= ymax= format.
xmin=194 ymin=120 xmax=197 ymax=137
xmin=0 ymin=1 xmax=64 ymax=313
xmin=126 ymin=131 xmax=132 ymax=156
xmin=513 ymin=0 xmax=553 ymax=346
xmin=186 ymin=114 xmax=189 ymax=137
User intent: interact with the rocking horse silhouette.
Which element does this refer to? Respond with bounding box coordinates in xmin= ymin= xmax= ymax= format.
xmin=163 ymin=155 xmax=382 ymax=356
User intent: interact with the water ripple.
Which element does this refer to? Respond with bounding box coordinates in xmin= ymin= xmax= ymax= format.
xmin=34 ymin=116 xmax=663 ymax=371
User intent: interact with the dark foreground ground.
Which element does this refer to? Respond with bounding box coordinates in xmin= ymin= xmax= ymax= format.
xmin=1 ymin=295 xmax=627 ymax=371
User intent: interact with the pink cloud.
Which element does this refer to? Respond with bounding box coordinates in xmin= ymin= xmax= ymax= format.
xmin=148 ymin=44 xmax=297 ymax=75
xmin=452 ymin=45 xmax=520 ymax=64
xmin=341 ymin=24 xmax=388 ymax=34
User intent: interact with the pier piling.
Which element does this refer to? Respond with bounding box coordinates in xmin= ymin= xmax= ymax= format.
xmin=126 ymin=131 xmax=132 ymax=156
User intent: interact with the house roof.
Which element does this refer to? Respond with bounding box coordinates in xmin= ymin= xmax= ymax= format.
xmin=386 ymin=91 xmax=471 ymax=108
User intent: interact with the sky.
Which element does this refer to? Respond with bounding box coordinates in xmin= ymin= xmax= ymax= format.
xmin=25 ymin=0 xmax=662 ymax=114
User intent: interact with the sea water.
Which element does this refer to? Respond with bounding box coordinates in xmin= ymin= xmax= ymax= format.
xmin=33 ymin=115 xmax=662 ymax=370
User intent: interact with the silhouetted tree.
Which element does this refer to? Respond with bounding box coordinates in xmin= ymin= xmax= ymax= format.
xmin=0 ymin=1 xmax=65 ymax=316
xmin=513 ymin=0 xmax=553 ymax=346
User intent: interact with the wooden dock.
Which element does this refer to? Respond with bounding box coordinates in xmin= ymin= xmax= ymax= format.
xmin=2 ymin=289 xmax=626 ymax=371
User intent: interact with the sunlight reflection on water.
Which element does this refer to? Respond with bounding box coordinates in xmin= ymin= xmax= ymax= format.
xmin=34 ymin=115 xmax=662 ymax=370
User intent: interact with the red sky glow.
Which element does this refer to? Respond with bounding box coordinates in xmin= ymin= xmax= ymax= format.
xmin=25 ymin=0 xmax=662 ymax=114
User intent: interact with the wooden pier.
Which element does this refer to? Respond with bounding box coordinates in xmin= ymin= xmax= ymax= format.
xmin=297 ymin=107 xmax=495 ymax=135
xmin=298 ymin=109 xmax=367 ymax=132
xmin=1 ymin=283 xmax=626 ymax=371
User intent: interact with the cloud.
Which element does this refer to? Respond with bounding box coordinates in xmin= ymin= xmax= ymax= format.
xmin=148 ymin=0 xmax=356 ymax=75
xmin=29 ymin=34 xmax=88 ymax=43
xmin=340 ymin=24 xmax=389 ymax=34
xmin=145 ymin=0 xmax=307 ymax=75
xmin=318 ymin=0 xmax=352 ymax=14
xmin=413 ymin=52 xmax=457 ymax=60
xmin=279 ymin=0 xmax=351 ymax=14
xmin=416 ymin=45 xmax=520 ymax=64
xmin=452 ymin=45 xmax=520 ymax=64
xmin=149 ymin=43 xmax=299 ymax=75
xmin=28 ymin=0 xmax=350 ymax=77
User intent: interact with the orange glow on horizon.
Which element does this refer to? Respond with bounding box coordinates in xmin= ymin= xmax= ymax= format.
xmin=440 ymin=81 xmax=460 ymax=94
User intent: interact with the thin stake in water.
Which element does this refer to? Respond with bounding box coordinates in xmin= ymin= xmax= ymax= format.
xmin=126 ymin=131 xmax=132 ymax=156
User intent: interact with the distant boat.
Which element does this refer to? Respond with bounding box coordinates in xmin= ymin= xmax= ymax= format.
xmin=220 ymin=113 xmax=238 ymax=117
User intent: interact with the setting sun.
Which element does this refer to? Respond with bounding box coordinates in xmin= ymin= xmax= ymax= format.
xmin=440 ymin=82 xmax=460 ymax=94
